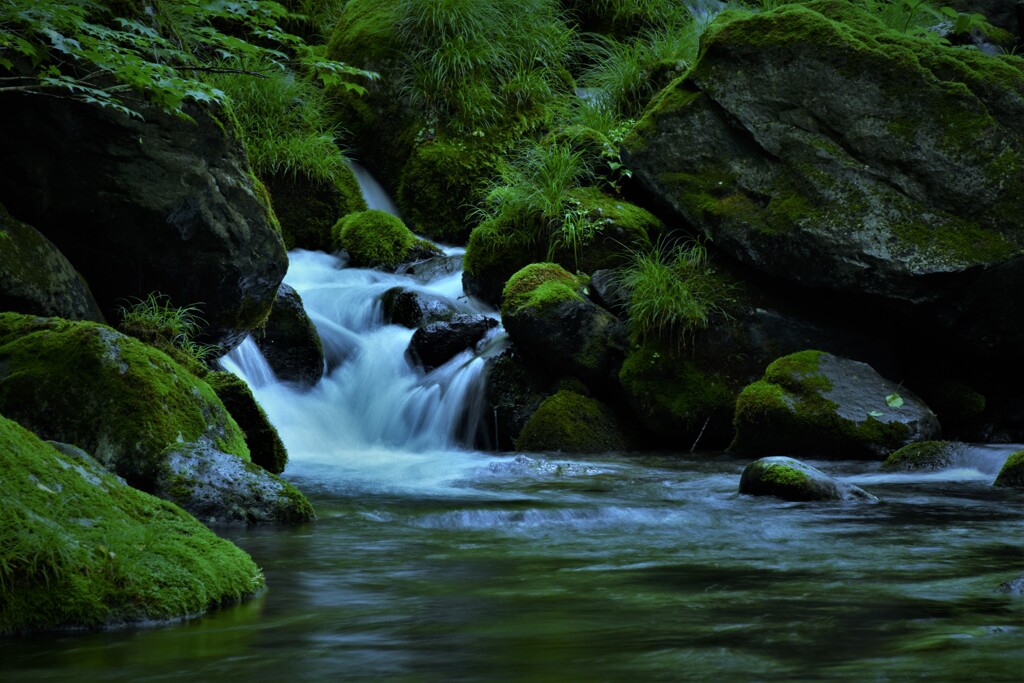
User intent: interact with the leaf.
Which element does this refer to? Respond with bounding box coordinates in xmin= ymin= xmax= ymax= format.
xmin=868 ymin=410 xmax=884 ymax=418
xmin=885 ymin=393 xmax=904 ymax=409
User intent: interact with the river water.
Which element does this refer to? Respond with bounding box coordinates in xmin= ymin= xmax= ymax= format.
xmin=2 ymin=174 xmax=1022 ymax=681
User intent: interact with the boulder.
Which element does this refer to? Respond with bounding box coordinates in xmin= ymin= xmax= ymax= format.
xmin=264 ymin=166 xmax=367 ymax=252
xmin=0 ymin=204 xmax=104 ymax=323
xmin=206 ymin=371 xmax=288 ymax=474
xmin=332 ymin=209 xmax=441 ymax=270
xmin=515 ymin=390 xmax=631 ymax=453
xmin=882 ymin=440 xmax=966 ymax=472
xmin=994 ymin=450 xmax=1024 ymax=488
xmin=0 ymin=98 xmax=288 ymax=352
xmin=252 ymin=284 xmax=324 ymax=387
xmin=396 ymin=253 xmax=464 ymax=283
xmin=625 ymin=1 xmax=1024 ymax=362
xmin=732 ymin=350 xmax=941 ymax=459
xmin=0 ymin=313 xmax=312 ymax=522
xmin=500 ymin=263 xmax=621 ymax=386
xmin=406 ymin=314 xmax=499 ymax=371
xmin=381 ymin=287 xmax=458 ymax=328
xmin=0 ymin=414 xmax=264 ymax=634
xmin=483 ymin=349 xmax=554 ymax=451
xmin=739 ymin=456 xmax=877 ymax=502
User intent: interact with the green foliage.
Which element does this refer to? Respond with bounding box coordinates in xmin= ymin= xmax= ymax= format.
xmin=853 ymin=0 xmax=1005 ymax=43
xmin=117 ymin=292 xmax=211 ymax=365
xmin=615 ymin=240 xmax=727 ymax=346
xmin=0 ymin=0 xmax=371 ymax=120
xmin=994 ymin=450 xmax=1024 ymax=489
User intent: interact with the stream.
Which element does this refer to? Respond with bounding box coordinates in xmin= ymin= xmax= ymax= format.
xmin=1 ymin=170 xmax=1022 ymax=682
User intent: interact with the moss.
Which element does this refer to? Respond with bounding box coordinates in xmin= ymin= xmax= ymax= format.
xmin=882 ymin=440 xmax=959 ymax=472
xmin=0 ymin=314 xmax=249 ymax=489
xmin=994 ymin=450 xmax=1024 ymax=488
xmin=396 ymin=138 xmax=498 ymax=244
xmin=462 ymin=217 xmax=542 ymax=305
xmin=559 ymin=186 xmax=660 ymax=272
xmin=515 ymin=390 xmax=628 ymax=453
xmin=331 ymin=209 xmax=418 ymax=269
xmin=206 ymin=372 xmax=288 ymax=475
xmin=619 ymin=341 xmax=736 ymax=445
xmin=266 ymin=166 xmax=367 ymax=252
xmin=501 ymin=263 xmax=584 ymax=318
xmin=250 ymin=174 xmax=281 ymax=234
xmin=763 ymin=350 xmax=831 ymax=394
xmin=760 ymin=462 xmax=812 ymax=488
xmin=0 ymin=415 xmax=263 ymax=634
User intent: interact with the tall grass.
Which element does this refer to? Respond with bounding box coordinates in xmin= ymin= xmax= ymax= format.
xmin=615 ymin=240 xmax=727 ymax=346
xmin=118 ymin=292 xmax=211 ymax=363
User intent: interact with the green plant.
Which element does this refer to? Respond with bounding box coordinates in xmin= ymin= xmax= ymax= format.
xmin=0 ymin=0 xmax=372 ymax=121
xmin=118 ymin=292 xmax=211 ymax=363
xmin=0 ymin=504 xmax=78 ymax=597
xmin=854 ymin=0 xmax=1005 ymax=43
xmin=615 ymin=240 xmax=728 ymax=346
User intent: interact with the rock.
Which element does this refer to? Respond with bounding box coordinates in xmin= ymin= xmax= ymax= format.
xmin=206 ymin=371 xmax=288 ymax=474
xmin=998 ymin=575 xmax=1024 ymax=595
xmin=516 ymin=390 xmax=631 ymax=453
xmin=625 ymin=1 xmax=1024 ymax=362
xmin=0 ymin=313 xmax=312 ymax=522
xmin=157 ymin=443 xmax=313 ymax=525
xmin=501 ymin=263 xmax=621 ymax=386
xmin=882 ymin=441 xmax=966 ymax=472
xmin=0 ymin=204 xmax=104 ymax=323
xmin=463 ymin=218 xmax=536 ymax=306
xmin=0 ymin=414 xmax=263 ymax=634
xmin=732 ymin=350 xmax=941 ymax=459
xmin=0 ymin=98 xmax=288 ymax=352
xmin=264 ymin=166 xmax=366 ymax=252
xmin=483 ymin=350 xmax=554 ymax=451
xmin=381 ymin=287 xmax=458 ymax=328
xmin=739 ymin=456 xmax=877 ymax=502
xmin=332 ymin=209 xmax=441 ymax=269
xmin=406 ymin=314 xmax=499 ymax=371
xmin=588 ymin=269 xmax=630 ymax=317
xmin=252 ymin=284 xmax=324 ymax=387
xmin=993 ymin=450 xmax=1024 ymax=488
xmin=395 ymin=253 xmax=464 ymax=283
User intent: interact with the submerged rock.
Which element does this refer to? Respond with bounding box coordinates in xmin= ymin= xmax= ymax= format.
xmin=252 ymin=284 xmax=325 ymax=387
xmin=732 ymin=350 xmax=941 ymax=459
xmin=882 ymin=441 xmax=966 ymax=472
xmin=0 ymin=203 xmax=104 ymax=323
xmin=0 ymin=313 xmax=312 ymax=522
xmin=406 ymin=314 xmax=498 ymax=371
xmin=0 ymin=99 xmax=287 ymax=351
xmin=739 ymin=456 xmax=877 ymax=502
xmin=625 ymin=1 xmax=1024 ymax=361
xmin=0 ymin=414 xmax=264 ymax=634
xmin=516 ymin=390 xmax=631 ymax=454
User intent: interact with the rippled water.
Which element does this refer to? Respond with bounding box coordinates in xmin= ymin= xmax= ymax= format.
xmin=2 ymin=247 xmax=1021 ymax=682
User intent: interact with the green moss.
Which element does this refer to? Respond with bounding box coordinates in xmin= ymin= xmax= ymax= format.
xmin=761 ymin=462 xmax=811 ymax=488
xmin=994 ymin=450 xmax=1024 ymax=489
xmin=267 ymin=166 xmax=367 ymax=252
xmin=250 ymin=174 xmax=282 ymax=234
xmin=206 ymin=372 xmax=288 ymax=475
xmin=501 ymin=263 xmax=584 ymax=318
xmin=619 ymin=342 xmax=735 ymax=443
xmin=763 ymin=350 xmax=831 ymax=394
xmin=0 ymin=415 xmax=263 ymax=634
xmin=560 ymin=186 xmax=660 ymax=271
xmin=332 ymin=209 xmax=418 ymax=269
xmin=515 ymin=390 xmax=628 ymax=453
xmin=0 ymin=314 xmax=249 ymax=488
xmin=882 ymin=440 xmax=958 ymax=472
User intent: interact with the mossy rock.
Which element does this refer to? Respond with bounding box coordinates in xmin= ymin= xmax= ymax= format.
xmin=0 ymin=203 xmax=105 ymax=323
xmin=739 ymin=455 xmax=877 ymax=502
xmin=882 ymin=440 xmax=964 ymax=472
xmin=732 ymin=350 xmax=941 ymax=459
xmin=264 ymin=166 xmax=367 ymax=252
xmin=619 ymin=341 xmax=736 ymax=449
xmin=331 ymin=209 xmax=438 ymax=269
xmin=994 ymin=450 xmax=1024 ymax=488
xmin=555 ymin=186 xmax=661 ymax=273
xmin=0 ymin=414 xmax=264 ymax=634
xmin=396 ymin=138 xmax=497 ymax=245
xmin=206 ymin=371 xmax=288 ymax=475
xmin=515 ymin=390 xmax=630 ymax=453
xmin=501 ymin=262 xmax=586 ymax=318
xmin=0 ymin=313 xmax=312 ymax=522
xmin=251 ymin=283 xmax=325 ymax=387
xmin=463 ymin=217 xmax=540 ymax=306
xmin=484 ymin=350 xmax=554 ymax=451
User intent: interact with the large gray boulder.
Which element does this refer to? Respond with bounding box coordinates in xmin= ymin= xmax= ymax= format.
xmin=732 ymin=350 xmax=941 ymax=459
xmin=625 ymin=1 xmax=1024 ymax=360
xmin=0 ymin=204 xmax=104 ymax=323
xmin=0 ymin=98 xmax=287 ymax=352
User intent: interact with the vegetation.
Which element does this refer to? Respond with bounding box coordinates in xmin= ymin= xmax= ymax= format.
xmin=117 ymin=292 xmax=211 ymax=368
xmin=0 ymin=0 xmax=372 ymax=121
xmin=332 ymin=209 xmax=434 ymax=269
xmin=515 ymin=389 xmax=629 ymax=453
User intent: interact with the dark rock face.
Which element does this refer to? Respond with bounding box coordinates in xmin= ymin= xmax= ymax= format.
xmin=264 ymin=168 xmax=366 ymax=252
xmin=0 ymin=204 xmax=104 ymax=323
xmin=739 ymin=456 xmax=877 ymax=502
xmin=483 ymin=350 xmax=553 ymax=451
xmin=381 ymin=287 xmax=458 ymax=328
xmin=733 ymin=350 xmax=941 ymax=459
xmin=0 ymin=97 xmax=287 ymax=352
xmin=206 ymin=371 xmax=289 ymax=475
xmin=407 ymin=314 xmax=498 ymax=371
xmin=625 ymin=1 xmax=1024 ymax=362
xmin=253 ymin=284 xmax=324 ymax=387
xmin=396 ymin=254 xmax=464 ymax=283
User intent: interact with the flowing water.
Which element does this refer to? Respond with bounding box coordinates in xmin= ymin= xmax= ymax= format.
xmin=2 ymin=181 xmax=1023 ymax=681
